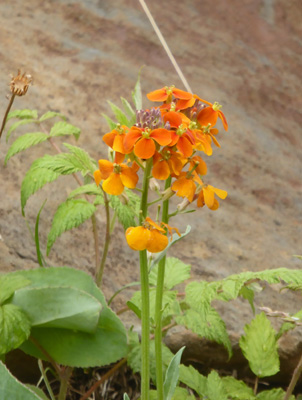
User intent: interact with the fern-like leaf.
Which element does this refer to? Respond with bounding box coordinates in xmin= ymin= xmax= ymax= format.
xmin=7 ymin=109 xmax=38 ymax=121
xmin=5 ymin=133 xmax=48 ymax=165
xmin=5 ymin=119 xmax=37 ymax=142
xmin=107 ymin=101 xmax=131 ymax=126
xmin=49 ymin=121 xmax=80 ymax=140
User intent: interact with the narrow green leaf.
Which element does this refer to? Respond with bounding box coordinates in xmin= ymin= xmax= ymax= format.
xmin=0 ymin=274 xmax=31 ymax=304
xmin=108 ymin=281 xmax=140 ymax=306
xmin=5 ymin=132 xmax=48 ymax=164
xmin=35 ymin=200 xmax=47 ymax=267
xmin=0 ymin=304 xmax=31 ymax=354
xmin=107 ymin=101 xmax=131 ymax=126
xmin=21 ymin=166 xmax=59 ymax=215
xmin=68 ymin=183 xmax=103 ymax=200
xmin=179 ymin=365 xmax=207 ymax=397
xmin=132 ymin=68 xmax=143 ymax=110
xmin=101 ymin=113 xmax=117 ymax=130
xmin=49 ymin=121 xmax=80 ymax=139
xmin=123 ymin=394 xmax=130 ymax=400
xmin=149 ymin=257 xmax=191 ymax=290
xmin=206 ymin=370 xmax=227 ymax=400
xmin=5 ymin=119 xmax=36 ymax=142
xmin=163 ymin=346 xmax=185 ymax=400
xmin=239 ymin=312 xmax=280 ymax=378
xmin=0 ymin=361 xmax=44 ymax=399
xmin=222 ymin=376 xmax=255 ymax=400
xmin=11 ymin=286 xmax=102 ymax=333
xmin=120 ymin=97 xmax=135 ymax=120
xmin=47 ymin=199 xmax=96 ymax=255
xmin=7 ymin=109 xmax=38 ymax=121
xmin=126 ymin=300 xmax=141 ymax=319
xmin=39 ymin=111 xmax=66 ymax=122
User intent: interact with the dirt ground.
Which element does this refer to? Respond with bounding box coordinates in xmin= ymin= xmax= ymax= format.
xmin=0 ymin=0 xmax=301 ymax=389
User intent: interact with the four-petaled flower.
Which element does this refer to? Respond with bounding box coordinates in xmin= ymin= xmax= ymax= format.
xmin=197 ymin=184 xmax=228 ymax=210
xmin=147 ymin=86 xmax=193 ymax=103
xmin=196 ymin=96 xmax=228 ymax=131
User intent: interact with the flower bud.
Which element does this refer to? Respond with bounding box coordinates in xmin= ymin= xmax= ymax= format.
xmin=149 ymin=178 xmax=160 ymax=192
xmin=161 ymin=187 xmax=174 ymax=201
xmin=177 ymin=197 xmax=190 ymax=212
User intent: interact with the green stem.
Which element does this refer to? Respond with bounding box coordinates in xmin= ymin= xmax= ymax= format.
xmin=139 ymin=159 xmax=152 ymax=400
xmin=58 ymin=367 xmax=72 ymax=400
xmin=154 ymin=176 xmax=171 ymax=400
xmin=284 ymin=351 xmax=302 ymax=400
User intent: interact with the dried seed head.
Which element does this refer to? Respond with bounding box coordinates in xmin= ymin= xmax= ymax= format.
xmin=10 ymin=70 xmax=32 ymax=96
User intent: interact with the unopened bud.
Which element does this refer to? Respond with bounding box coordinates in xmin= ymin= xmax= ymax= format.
xmin=107 ymin=147 xmax=114 ymax=162
xmin=161 ymin=187 xmax=174 ymax=201
xmin=177 ymin=198 xmax=190 ymax=212
xmin=149 ymin=178 xmax=160 ymax=192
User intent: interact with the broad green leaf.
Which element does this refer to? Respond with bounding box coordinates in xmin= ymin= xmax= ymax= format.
xmin=102 ymin=113 xmax=117 ymax=130
xmin=49 ymin=121 xmax=80 ymax=139
xmin=206 ymin=370 xmax=227 ymax=400
xmin=25 ymin=385 xmax=49 ymax=400
xmin=5 ymin=132 xmax=48 ymax=164
xmin=11 ymin=286 xmax=102 ymax=333
xmin=63 ymin=143 xmax=97 ymax=174
xmin=149 ymin=257 xmax=191 ymax=290
xmin=5 ymin=119 xmax=37 ymax=142
xmin=110 ymin=188 xmax=140 ymax=230
xmin=21 ymin=307 xmax=127 ymax=367
xmin=21 ymin=166 xmax=59 ymax=215
xmin=107 ymin=101 xmax=131 ymax=126
xmin=68 ymin=183 xmax=103 ymax=200
xmin=7 ymin=109 xmax=38 ymax=121
xmin=0 ymin=361 xmax=44 ymax=399
xmin=7 ymin=267 xmax=107 ymax=307
xmin=179 ymin=364 xmax=207 ymax=397
xmin=239 ymin=312 xmax=280 ymax=378
xmin=149 ymin=387 xmax=195 ymax=400
xmin=39 ymin=111 xmax=66 ymax=122
xmin=239 ymin=286 xmax=255 ymax=314
xmin=132 ymin=68 xmax=143 ymax=110
xmin=0 ymin=274 xmax=31 ymax=304
xmin=121 ymin=97 xmax=136 ymax=120
xmin=256 ymin=388 xmax=294 ymax=400
xmin=0 ymin=304 xmax=31 ymax=354
xmin=47 ymin=199 xmax=96 ymax=255
xmin=176 ymin=306 xmax=232 ymax=357
xmin=222 ymin=376 xmax=255 ymax=400
xmin=163 ymin=346 xmax=185 ymax=400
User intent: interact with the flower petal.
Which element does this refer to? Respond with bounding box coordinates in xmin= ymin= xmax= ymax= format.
xmin=203 ymin=187 xmax=215 ymax=208
xmin=120 ymin=166 xmax=139 ymax=189
xmin=126 ymin=226 xmax=150 ymax=251
xmin=93 ymin=170 xmax=102 ymax=186
xmin=152 ymin=160 xmax=170 ymax=180
xmin=208 ymin=185 xmax=228 ymax=199
xmin=163 ymin=111 xmax=182 ymax=128
xmin=197 ymin=107 xmax=218 ymax=128
xmin=98 ymin=160 xmax=113 ymax=179
xmin=124 ymin=128 xmax=142 ymax=153
xmin=218 ymin=110 xmax=228 ymax=131
xmin=103 ymin=131 xmax=116 ymax=148
xmin=147 ymin=88 xmax=168 ymax=102
xmin=134 ymin=138 xmax=156 ymax=159
xmin=102 ymin=173 xmax=124 ymax=195
xmin=113 ymin=134 xmax=127 ymax=154
xmin=177 ymin=136 xmax=193 ymax=158
xmin=146 ymin=230 xmax=169 ymax=253
xmin=172 ymin=176 xmax=196 ymax=202
xmin=172 ymin=88 xmax=192 ymax=100
xmin=150 ymin=128 xmax=172 ymax=146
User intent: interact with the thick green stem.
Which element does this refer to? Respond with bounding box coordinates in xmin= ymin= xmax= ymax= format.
xmin=154 ymin=177 xmax=171 ymax=400
xmin=58 ymin=367 xmax=72 ymax=400
xmin=139 ymin=159 xmax=152 ymax=400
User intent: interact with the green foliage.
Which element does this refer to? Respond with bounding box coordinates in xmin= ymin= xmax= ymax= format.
xmin=110 ymin=188 xmax=140 ymax=230
xmin=49 ymin=121 xmax=81 ymax=139
xmin=39 ymin=111 xmax=66 ymax=122
xmin=107 ymin=100 xmax=131 ymax=126
xmin=0 ymin=274 xmax=30 ymax=304
xmin=221 ymin=376 xmax=254 ymax=400
xmin=47 ymin=199 xmax=96 ymax=255
xmin=277 ymin=308 xmax=302 ymax=339
xmin=149 ymin=257 xmax=191 ymax=290
xmin=179 ymin=364 xmax=207 ymax=397
xmin=0 ymin=304 xmax=31 ymax=354
xmin=5 ymin=118 xmax=37 ymax=142
xmin=120 ymin=97 xmax=136 ymax=123
xmin=239 ymin=312 xmax=280 ymax=378
xmin=7 ymin=109 xmax=38 ymax=121
xmin=67 ymin=183 xmax=103 ymax=199
xmin=256 ymin=388 xmax=294 ymax=400
xmin=5 ymin=132 xmax=48 ymax=164
xmin=163 ymin=346 xmax=185 ymax=400
xmin=0 ymin=361 xmax=45 ymax=400
xmin=101 ymin=113 xmax=116 ymax=130
xmin=206 ymin=370 xmax=228 ymax=400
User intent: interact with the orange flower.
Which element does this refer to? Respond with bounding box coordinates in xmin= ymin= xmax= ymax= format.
xmin=102 ymin=125 xmax=129 ymax=154
xmin=124 ymin=126 xmax=172 ymax=159
xmin=152 ymin=148 xmax=184 ymax=180
xmin=196 ymin=96 xmax=228 ymax=131
xmin=163 ymin=111 xmax=195 ymax=158
xmin=94 ymin=159 xmax=139 ymax=195
xmin=197 ymin=184 xmax=228 ymax=210
xmin=147 ymin=86 xmax=193 ymax=103
xmin=125 ymin=217 xmax=168 ymax=253
xmin=171 ymin=171 xmax=202 ymax=202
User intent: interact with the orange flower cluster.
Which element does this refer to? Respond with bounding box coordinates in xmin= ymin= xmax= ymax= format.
xmin=94 ymin=85 xmax=228 ymax=252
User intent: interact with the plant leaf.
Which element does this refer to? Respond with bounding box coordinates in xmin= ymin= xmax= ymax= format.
xmin=179 ymin=365 xmax=207 ymax=397
xmin=110 ymin=188 xmax=140 ymax=230
xmin=101 ymin=113 xmax=117 ymax=130
xmin=222 ymin=376 xmax=255 ymax=400
xmin=35 ymin=200 xmax=47 ymax=267
xmin=67 ymin=183 xmax=103 ymax=200
xmin=256 ymin=388 xmax=294 ymax=400
xmin=39 ymin=111 xmax=66 ymax=122
xmin=239 ymin=312 xmax=280 ymax=378
xmin=0 ymin=361 xmax=44 ymax=399
xmin=0 ymin=304 xmax=31 ymax=354
xmin=149 ymin=257 xmax=191 ymax=290
xmin=7 ymin=109 xmax=38 ymax=121
xmin=5 ymin=119 xmax=37 ymax=142
xmin=47 ymin=199 xmax=96 ymax=255
xmin=163 ymin=346 xmax=185 ymax=400
xmin=206 ymin=370 xmax=227 ymax=400
xmin=63 ymin=143 xmax=97 ymax=174
xmin=277 ymin=308 xmax=302 ymax=339
xmin=5 ymin=132 xmax=48 ymax=164
xmin=49 ymin=121 xmax=80 ymax=139
xmin=120 ymin=97 xmax=135 ymax=120
xmin=132 ymin=68 xmax=143 ymax=110
xmin=123 ymin=394 xmax=130 ymax=400
xmin=107 ymin=101 xmax=131 ymax=126
xmin=0 ymin=274 xmax=31 ymax=304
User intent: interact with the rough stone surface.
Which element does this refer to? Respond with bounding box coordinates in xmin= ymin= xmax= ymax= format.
xmin=0 ymin=0 xmax=301 ymax=386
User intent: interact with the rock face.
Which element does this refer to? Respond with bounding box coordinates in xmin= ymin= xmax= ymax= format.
xmin=0 ymin=0 xmax=301 ymax=386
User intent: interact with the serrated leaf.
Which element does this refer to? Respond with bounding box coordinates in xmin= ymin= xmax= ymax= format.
xmin=68 ymin=183 xmax=103 ymax=199
xmin=132 ymin=68 xmax=143 ymax=110
xmin=5 ymin=119 xmax=37 ymax=142
xmin=256 ymin=388 xmax=294 ymax=400
xmin=163 ymin=346 xmax=185 ymax=400
xmin=277 ymin=309 xmax=302 ymax=339
xmin=176 ymin=306 xmax=232 ymax=357
xmin=171 ymin=387 xmax=195 ymax=400
xmin=149 ymin=257 xmax=191 ymax=290
xmin=206 ymin=370 xmax=227 ymax=400
xmin=64 ymin=143 xmax=97 ymax=174
xmin=102 ymin=113 xmax=117 ymax=130
xmin=222 ymin=376 xmax=255 ymax=400
xmin=49 ymin=121 xmax=80 ymax=139
xmin=110 ymin=188 xmax=140 ymax=229
xmin=21 ymin=307 xmax=127 ymax=367
xmin=107 ymin=101 xmax=131 ymax=126
xmin=25 ymin=385 xmax=49 ymax=400
xmin=239 ymin=312 xmax=280 ymax=378
xmin=0 ymin=361 xmax=44 ymax=400
xmin=0 ymin=274 xmax=31 ymax=304
xmin=47 ymin=199 xmax=96 ymax=255
xmin=21 ymin=165 xmax=59 ymax=214
xmin=39 ymin=111 xmax=66 ymax=122
xmin=0 ymin=304 xmax=31 ymax=354
xmin=5 ymin=132 xmax=48 ymax=164
xmin=239 ymin=286 xmax=255 ymax=314
xmin=7 ymin=109 xmax=38 ymax=121
xmin=185 ymin=281 xmax=218 ymax=311
xmin=11 ymin=286 xmax=102 ymax=333
xmin=179 ymin=364 xmax=207 ymax=397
